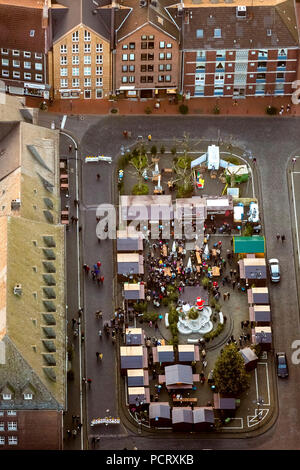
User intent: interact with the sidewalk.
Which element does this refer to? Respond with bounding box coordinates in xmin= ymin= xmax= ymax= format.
xmin=26 ymin=95 xmax=300 ymax=117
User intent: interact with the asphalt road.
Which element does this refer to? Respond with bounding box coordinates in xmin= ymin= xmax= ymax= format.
xmin=42 ymin=113 xmax=300 ymax=450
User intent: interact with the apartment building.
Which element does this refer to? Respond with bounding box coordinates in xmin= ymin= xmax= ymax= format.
xmin=0 ymin=111 xmax=65 ymax=449
xmin=170 ymin=0 xmax=299 ymax=98
xmin=113 ymin=0 xmax=180 ymax=98
xmin=0 ymin=0 xmax=51 ymax=99
xmin=51 ymin=0 xmax=111 ymax=100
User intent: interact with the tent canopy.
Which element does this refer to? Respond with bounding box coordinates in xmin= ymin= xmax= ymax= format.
xmin=233 ymin=236 xmax=265 ymax=254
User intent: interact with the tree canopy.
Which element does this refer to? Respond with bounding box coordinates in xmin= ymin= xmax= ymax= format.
xmin=213 ymin=343 xmax=250 ymax=396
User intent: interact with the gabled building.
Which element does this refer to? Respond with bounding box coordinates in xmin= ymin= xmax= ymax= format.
xmin=111 ymin=0 xmax=181 ymax=98
xmin=0 ymin=0 xmax=52 ymax=99
xmin=0 ymin=115 xmax=65 ymax=449
xmin=169 ymin=0 xmax=300 ymax=98
xmin=50 ymin=0 xmax=111 ymax=100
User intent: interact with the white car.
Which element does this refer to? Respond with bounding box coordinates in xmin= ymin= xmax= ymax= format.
xmin=268 ymin=258 xmax=280 ymax=283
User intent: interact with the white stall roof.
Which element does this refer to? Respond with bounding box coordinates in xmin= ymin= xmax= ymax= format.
xmin=207 ymin=145 xmax=220 ymax=170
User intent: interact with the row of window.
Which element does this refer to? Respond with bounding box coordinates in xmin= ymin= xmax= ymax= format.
xmin=60 ymin=43 xmax=103 ymax=53
xmin=0 ymin=422 xmax=17 ymax=431
xmin=195 ymin=72 xmax=286 ymax=82
xmin=1 ymin=49 xmax=42 ymax=59
xmin=1 ymin=70 xmax=43 ymax=81
xmin=60 ymin=67 xmax=102 ymax=76
xmin=0 ymin=436 xmax=18 ymax=445
xmin=195 ymin=61 xmax=287 ymax=71
xmin=60 ymin=78 xmax=103 ymax=87
xmin=60 ymin=55 xmax=103 ymax=65
xmin=122 ymin=41 xmax=172 ymax=50
xmin=61 ymin=89 xmax=103 ymax=99
xmin=196 ymin=48 xmax=288 ymax=60
xmin=1 ymin=59 xmax=42 ymax=70
xmin=194 ymin=84 xmax=285 ymax=94
xmin=72 ymin=30 xmax=91 ymax=42
xmin=122 ymin=53 xmax=172 ymax=61
xmin=121 ymin=64 xmax=172 ymax=72
xmin=1 ymin=394 xmax=32 ymax=401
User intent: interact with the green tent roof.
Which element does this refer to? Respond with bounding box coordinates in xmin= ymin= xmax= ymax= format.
xmin=233 ymin=236 xmax=265 ymax=254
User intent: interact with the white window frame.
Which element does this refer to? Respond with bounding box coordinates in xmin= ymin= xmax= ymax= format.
xmin=84 ymin=30 xmax=91 ymax=42
xmin=84 ymin=67 xmax=91 ymax=76
xmin=96 ymin=77 xmax=103 ymax=87
xmin=35 ymin=53 xmax=42 ymax=59
xmin=1 ymin=58 xmax=9 ymax=66
xmin=35 ymin=62 xmax=43 ymax=71
xmin=60 ymin=45 xmax=67 ymax=53
xmin=8 ymin=436 xmax=18 ymax=445
xmin=35 ymin=74 xmax=43 ymax=82
xmin=72 ymin=31 xmax=79 ymax=42
xmin=60 ymin=68 xmax=68 ymax=76
xmin=60 ymin=56 xmax=67 ymax=65
xmin=13 ymin=71 xmax=20 ymax=79
xmin=60 ymin=78 xmax=68 ymax=88
xmin=1 ymin=49 xmax=8 ymax=55
xmin=96 ymin=66 xmax=103 ymax=76
xmin=72 ymin=67 xmax=79 ymax=76
xmin=7 ymin=411 xmax=16 ymax=416
xmin=0 ymin=422 xmax=4 ymax=431
xmin=0 ymin=437 xmax=4 ymax=445
xmin=96 ymin=55 xmax=103 ymax=64
xmin=1 ymin=70 xmax=9 ymax=78
xmin=12 ymin=50 xmax=20 ymax=56
xmin=23 ymin=393 xmax=33 ymax=400
xmin=7 ymin=422 xmax=17 ymax=431
xmin=84 ymin=89 xmax=91 ymax=99
xmin=72 ymin=56 xmax=79 ymax=65
xmin=2 ymin=394 xmax=11 ymax=400
xmin=72 ymin=78 xmax=80 ymax=87
xmin=214 ymin=28 xmax=222 ymax=38
xmin=84 ymin=56 xmax=91 ymax=64
xmin=13 ymin=60 xmax=20 ymax=68
xmin=72 ymin=44 xmax=79 ymax=54
xmin=84 ymin=44 xmax=91 ymax=53
xmin=96 ymin=89 xmax=103 ymax=99
xmin=96 ymin=43 xmax=103 ymax=53
xmin=24 ymin=61 xmax=31 ymax=69
xmin=84 ymin=77 xmax=91 ymax=87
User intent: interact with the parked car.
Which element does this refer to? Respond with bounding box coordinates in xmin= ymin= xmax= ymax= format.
xmin=276 ymin=352 xmax=289 ymax=378
xmin=268 ymin=258 xmax=280 ymax=283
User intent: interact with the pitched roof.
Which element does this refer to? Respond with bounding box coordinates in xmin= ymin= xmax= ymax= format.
xmin=170 ymin=0 xmax=299 ymax=50
xmin=115 ymin=0 xmax=180 ymax=42
xmin=0 ymin=3 xmax=46 ymax=52
xmin=172 ymin=406 xmax=193 ymax=424
xmin=149 ymin=402 xmax=171 ymax=420
xmin=165 ymin=364 xmax=193 ymax=386
xmin=52 ymin=0 xmax=111 ymax=42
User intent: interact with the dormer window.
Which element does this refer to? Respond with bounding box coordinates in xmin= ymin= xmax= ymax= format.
xmin=2 ymin=394 xmax=11 ymax=400
xmin=24 ymin=394 xmax=33 ymax=400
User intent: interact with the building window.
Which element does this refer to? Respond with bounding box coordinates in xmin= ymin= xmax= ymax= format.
xmin=35 ymin=63 xmax=42 ymax=71
xmin=159 ymin=64 xmax=164 ymax=71
xmin=84 ymin=30 xmax=91 ymax=41
xmin=258 ymin=49 xmax=268 ymax=59
xmin=96 ymin=44 xmax=103 ymax=52
xmin=122 ymin=65 xmax=128 ymax=72
xmin=2 ymin=394 xmax=11 ymax=400
xmin=7 ymin=422 xmax=17 ymax=431
xmin=60 ymin=44 xmax=67 ymax=53
xmin=84 ymin=67 xmax=91 ymax=76
xmin=84 ymin=78 xmax=91 ymax=87
xmin=129 ymin=65 xmax=135 ymax=72
xmin=166 ymin=64 xmax=172 ymax=71
xmin=141 ymin=35 xmax=147 ymax=40
xmin=84 ymin=90 xmax=91 ymax=99
xmin=1 ymin=70 xmax=9 ymax=77
xmin=196 ymin=50 xmax=206 ymax=60
xmin=122 ymin=54 xmax=128 ymax=61
xmin=257 ymin=61 xmax=267 ymax=69
xmin=159 ymin=53 xmax=165 ymax=60
xmin=196 ymin=29 xmax=203 ymax=38
xmin=72 ymin=56 xmax=79 ymax=65
xmin=1 ymin=48 xmax=8 ymax=54
xmin=84 ymin=56 xmax=91 ymax=64
xmin=166 ymin=43 xmax=172 ymax=49
xmin=60 ymin=78 xmax=68 ymax=88
xmin=257 ymin=73 xmax=266 ymax=80
xmin=8 ymin=436 xmax=18 ymax=445
xmin=122 ymin=76 xmax=128 ymax=83
xmin=122 ymin=44 xmax=128 ymax=50
xmin=72 ymin=67 xmax=79 ymax=76
xmin=96 ymin=89 xmax=103 ymax=99
xmin=72 ymin=44 xmax=79 ymax=54
xmin=276 ymin=72 xmax=284 ymax=79
xmin=129 ymin=43 xmax=135 ymax=49
xmin=60 ymin=56 xmax=67 ymax=65
xmin=158 ymin=75 xmax=165 ymax=82
xmin=195 ymin=73 xmax=205 ymax=83
xmin=30 ymin=29 xmax=35 ymax=37
xmin=24 ymin=73 xmax=32 ymax=80
xmin=60 ymin=68 xmax=68 ymax=76
xmin=96 ymin=77 xmax=103 ymax=87
xmin=13 ymin=71 xmax=20 ymax=79
xmin=35 ymin=53 xmax=42 ymax=59
xmin=165 ymin=75 xmax=171 ymax=82
xmin=277 ymin=61 xmax=286 ymax=69
xmin=147 ymin=76 xmax=153 ymax=83
xmin=0 ymin=437 xmax=4 ymax=445
xmin=166 ymin=52 xmax=172 ymax=60
xmin=96 ymin=66 xmax=103 ymax=75
xmin=24 ymin=393 xmax=33 ymax=400
xmin=7 ymin=411 xmax=16 ymax=416
xmin=84 ymin=44 xmax=91 ymax=53
xmin=72 ymin=31 xmax=79 ymax=42
xmin=129 ymin=53 xmax=135 ymax=61
xmin=1 ymin=59 xmax=9 ymax=66
xmin=24 ymin=51 xmax=31 ymax=58
xmin=13 ymin=60 xmax=20 ymax=68
xmin=267 ymin=29 xmax=272 ymax=37
xmin=148 ymin=53 xmax=154 ymax=61
xmin=159 ymin=41 xmax=165 ymax=48
xmin=12 ymin=50 xmax=19 ymax=56
xmin=141 ymin=42 xmax=147 ymax=49
xmin=72 ymin=78 xmax=79 ymax=87
xmin=141 ymin=54 xmax=147 ymax=61
xmin=214 ymin=28 xmax=221 ymax=38
xmin=0 ymin=422 xmax=4 ymax=431
xmin=35 ymin=74 xmax=43 ymax=81
xmin=278 ymin=48 xmax=287 ymax=58
xmin=96 ymin=55 xmax=103 ymax=64
xmin=129 ymin=76 xmax=135 ymax=83
xmin=140 ymin=76 xmax=146 ymax=83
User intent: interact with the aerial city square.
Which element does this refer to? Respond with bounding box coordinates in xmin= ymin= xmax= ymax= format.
xmin=0 ymin=0 xmax=300 ymax=458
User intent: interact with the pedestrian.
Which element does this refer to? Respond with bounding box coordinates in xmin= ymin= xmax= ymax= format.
xmin=77 ymin=423 xmax=82 ymax=431
xmin=148 ymin=134 xmax=152 ymax=141
xmin=98 ymin=329 xmax=102 ymax=339
xmin=74 ymin=199 xmax=79 ymax=207
xmin=97 ymin=261 xmax=101 ymax=268
xmin=230 ymin=269 xmax=233 ymax=277
xmin=82 ymin=377 xmax=87 ymax=384
xmin=253 ymin=157 xmax=257 ymax=164
xmin=292 ymin=157 xmax=296 ymax=166
xmin=72 ymin=414 xmax=76 ymax=422
xmin=78 ymin=308 xmax=83 ymax=317
xmin=241 ymin=321 xmax=244 ymax=328
xmin=87 ymin=378 xmax=92 ymax=388
xmin=97 ymin=173 xmax=101 ymax=180
xmin=281 ymin=234 xmax=285 ymax=242
xmin=287 ymin=104 xmax=291 ymax=113
xmin=100 ymin=276 xmax=104 ymax=283
xmin=71 ymin=318 xmax=77 ymax=328
xmin=232 ymin=280 xmax=236 ymax=289
xmin=96 ymin=351 xmax=100 ymax=360
xmin=72 ymin=429 xmax=77 ymax=438
xmin=99 ymin=353 xmax=103 ymax=360
xmin=69 ymin=144 xmax=72 ymax=152
xmin=223 ymin=292 xmax=227 ymax=301
xmin=227 ymin=291 xmax=230 ymax=300
xmin=81 ymin=332 xmax=85 ymax=342
xmin=67 ymin=429 xmax=71 ymax=438
xmin=276 ymin=233 xmax=280 ymax=241
xmin=86 ymin=265 xmax=90 ymax=275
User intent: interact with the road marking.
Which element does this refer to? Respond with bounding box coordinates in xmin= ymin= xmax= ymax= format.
xmin=247 ymin=409 xmax=269 ymax=428
xmin=291 ymin=171 xmax=300 ymax=268
xmin=220 ymin=418 xmax=243 ymax=430
xmin=255 ymin=363 xmax=271 ymax=406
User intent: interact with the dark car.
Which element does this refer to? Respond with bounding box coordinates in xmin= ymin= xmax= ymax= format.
xmin=276 ymin=352 xmax=289 ymax=378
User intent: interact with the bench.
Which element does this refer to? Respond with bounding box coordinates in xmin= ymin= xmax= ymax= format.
xmin=219 ymin=312 xmax=224 ymax=324
xmin=165 ymin=313 xmax=169 ymax=328
xmin=187 ymin=338 xmax=199 ymax=344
